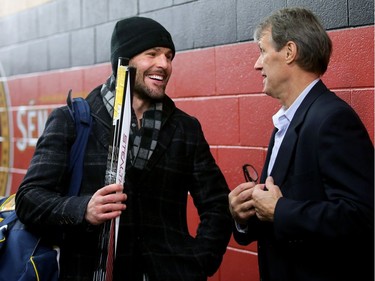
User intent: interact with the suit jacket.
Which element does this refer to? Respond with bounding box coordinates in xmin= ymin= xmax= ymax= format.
xmin=233 ymin=80 xmax=374 ymax=281
xmin=16 ymin=86 xmax=232 ymax=281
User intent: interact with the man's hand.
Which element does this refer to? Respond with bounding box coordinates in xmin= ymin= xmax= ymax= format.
xmin=85 ymin=183 xmax=127 ymax=225
xmin=228 ymin=182 xmax=257 ymax=225
xmin=250 ymin=176 xmax=283 ymax=221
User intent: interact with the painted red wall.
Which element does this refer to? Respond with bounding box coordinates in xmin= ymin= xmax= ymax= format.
xmin=171 ymin=26 xmax=374 ymax=281
xmin=2 ymin=26 xmax=373 ymax=280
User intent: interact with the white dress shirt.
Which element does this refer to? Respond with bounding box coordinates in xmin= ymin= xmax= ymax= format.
xmin=267 ymin=79 xmax=320 ymax=175
xmin=235 ymin=78 xmax=320 ymax=233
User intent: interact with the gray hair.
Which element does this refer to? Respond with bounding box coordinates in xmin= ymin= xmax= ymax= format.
xmin=254 ymin=7 xmax=332 ymax=75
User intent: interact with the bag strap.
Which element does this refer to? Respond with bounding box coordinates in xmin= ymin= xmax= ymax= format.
xmin=0 ymin=211 xmax=17 ymax=227
xmin=66 ymin=90 xmax=92 ymax=196
xmin=0 ymin=194 xmax=15 ymax=211
xmin=0 ymin=195 xmax=16 ymax=225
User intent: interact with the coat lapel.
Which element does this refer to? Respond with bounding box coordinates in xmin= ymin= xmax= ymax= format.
xmin=268 ymin=80 xmax=328 ymax=186
xmin=145 ymin=95 xmax=177 ymax=171
xmin=260 ymin=128 xmax=277 ymax=182
xmin=87 ymin=86 xmax=112 ymax=149
xmin=145 ymin=119 xmax=177 ymax=170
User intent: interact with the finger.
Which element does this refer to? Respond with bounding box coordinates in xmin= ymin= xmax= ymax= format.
xmin=253 ymin=183 xmax=267 ymax=193
xmin=230 ymin=182 xmax=255 ymax=196
xmin=89 ymin=202 xmax=126 ymax=224
xmin=265 ymin=176 xmax=274 ymax=187
xmin=97 ymin=184 xmax=124 ymax=196
xmin=232 ymin=206 xmax=256 ymax=224
xmin=105 ymin=192 xmax=127 ymax=203
xmin=100 ymin=202 xmax=126 ymax=213
xmin=232 ymin=197 xmax=255 ymax=216
xmin=93 ymin=210 xmax=123 ymax=224
xmin=102 ymin=192 xmax=127 ymax=204
xmin=237 ymin=187 xmax=254 ymax=202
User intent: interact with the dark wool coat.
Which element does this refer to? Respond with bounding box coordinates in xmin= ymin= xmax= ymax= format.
xmin=233 ymin=80 xmax=374 ymax=281
xmin=16 ymin=86 xmax=232 ymax=281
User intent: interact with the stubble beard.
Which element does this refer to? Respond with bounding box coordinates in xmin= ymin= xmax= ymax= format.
xmin=134 ymin=76 xmax=166 ymax=101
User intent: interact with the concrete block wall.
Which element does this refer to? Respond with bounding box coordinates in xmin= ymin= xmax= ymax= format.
xmin=1 ymin=24 xmax=373 ymax=281
xmin=0 ymin=0 xmax=373 ymax=280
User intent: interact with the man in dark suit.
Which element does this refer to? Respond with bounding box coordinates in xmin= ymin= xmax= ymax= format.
xmin=229 ymin=7 xmax=374 ymax=281
xmin=16 ymin=17 xmax=232 ymax=281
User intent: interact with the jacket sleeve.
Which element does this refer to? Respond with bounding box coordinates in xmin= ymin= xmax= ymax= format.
xmin=232 ymin=216 xmax=265 ymax=245
xmin=15 ymin=106 xmax=91 ymax=227
xmin=274 ymin=103 xmax=374 ymax=241
xmin=188 ymin=120 xmax=233 ymax=276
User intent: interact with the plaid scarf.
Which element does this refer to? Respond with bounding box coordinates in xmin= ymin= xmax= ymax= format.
xmin=100 ymin=75 xmax=162 ymax=170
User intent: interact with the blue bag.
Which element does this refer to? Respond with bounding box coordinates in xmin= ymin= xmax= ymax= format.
xmin=0 ymin=92 xmax=92 ymax=281
xmin=67 ymin=91 xmax=92 ymax=196
xmin=0 ymin=195 xmax=59 ymax=281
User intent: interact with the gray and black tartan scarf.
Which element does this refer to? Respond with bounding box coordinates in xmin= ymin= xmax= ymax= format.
xmin=100 ymin=75 xmax=162 ymax=170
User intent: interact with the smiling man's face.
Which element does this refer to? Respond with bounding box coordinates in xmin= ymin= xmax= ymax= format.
xmin=130 ymin=47 xmax=173 ymax=101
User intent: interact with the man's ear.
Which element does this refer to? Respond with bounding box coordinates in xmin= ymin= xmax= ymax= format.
xmin=285 ymin=41 xmax=297 ymax=64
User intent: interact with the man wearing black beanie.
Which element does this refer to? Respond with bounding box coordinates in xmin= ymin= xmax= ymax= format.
xmin=16 ymin=16 xmax=232 ymax=281
xmin=110 ymin=17 xmax=175 ymax=75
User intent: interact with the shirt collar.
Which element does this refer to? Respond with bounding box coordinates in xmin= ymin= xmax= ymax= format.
xmin=272 ymin=78 xmax=320 ymax=127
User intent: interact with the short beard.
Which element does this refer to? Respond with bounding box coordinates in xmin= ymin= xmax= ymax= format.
xmin=133 ymin=78 xmax=165 ymax=101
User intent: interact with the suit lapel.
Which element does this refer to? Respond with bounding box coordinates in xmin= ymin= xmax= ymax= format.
xmin=269 ymin=80 xmax=328 ymax=186
xmin=260 ymin=128 xmax=277 ymax=182
xmin=270 ymin=124 xmax=298 ymax=185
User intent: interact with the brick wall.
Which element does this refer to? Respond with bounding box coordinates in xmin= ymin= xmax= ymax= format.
xmin=0 ymin=0 xmax=373 ymax=280
xmin=3 ymin=25 xmax=373 ymax=280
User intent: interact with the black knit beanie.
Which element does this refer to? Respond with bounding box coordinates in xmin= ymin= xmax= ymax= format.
xmin=110 ymin=16 xmax=175 ymax=75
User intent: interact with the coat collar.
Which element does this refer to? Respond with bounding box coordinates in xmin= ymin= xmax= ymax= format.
xmin=263 ymin=80 xmax=329 ymax=185
xmin=86 ymin=85 xmax=112 ymax=149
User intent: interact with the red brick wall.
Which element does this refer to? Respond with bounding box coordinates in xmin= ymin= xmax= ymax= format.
xmin=169 ymin=26 xmax=374 ymax=281
xmin=3 ymin=26 xmax=373 ymax=281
